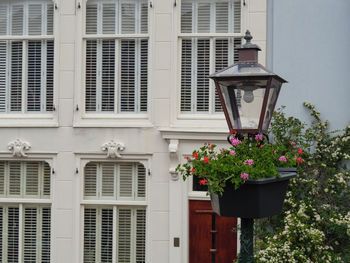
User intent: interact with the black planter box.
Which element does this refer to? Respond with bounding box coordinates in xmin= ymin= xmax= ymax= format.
xmin=210 ymin=172 xmax=296 ymax=218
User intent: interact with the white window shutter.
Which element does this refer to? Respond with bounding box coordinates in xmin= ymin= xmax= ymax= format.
xmin=101 ymin=163 xmax=115 ymax=197
xmin=139 ymin=39 xmax=148 ymax=112
xmin=84 ymin=163 xmax=98 ymax=197
xmin=234 ymin=0 xmax=241 ymax=33
xmin=140 ymin=3 xmax=148 ymax=34
xmin=28 ymin=4 xmax=42 ymax=36
xmin=9 ymin=162 xmax=21 ymax=196
xmin=196 ymin=39 xmax=210 ymax=112
xmin=84 ymin=208 xmax=97 ymax=263
xmin=86 ymin=3 xmax=98 ymax=35
xmin=101 ymin=40 xmax=115 ymax=112
xmin=181 ymin=39 xmax=193 ymax=112
xmin=118 ymin=209 xmax=132 ymax=263
xmin=42 ymin=162 xmax=51 ymax=197
xmin=234 ymin=37 xmax=241 ymax=62
xmin=197 ymin=3 xmax=210 ymax=33
xmin=121 ymin=3 xmax=136 ymax=34
xmin=41 ymin=207 xmax=51 ymax=263
xmin=0 ymin=4 xmax=7 ymax=35
xmin=46 ymin=40 xmax=54 ymax=111
xmin=23 ymin=207 xmax=38 ymax=262
xmin=0 ymin=41 xmax=6 ymax=112
xmin=0 ymin=162 xmax=4 ymax=195
xmin=85 ymin=40 xmax=98 ymax=112
xmin=0 ymin=207 xmax=2 ymax=262
xmin=100 ymin=208 xmax=113 ymax=262
xmin=119 ymin=164 xmax=133 ymax=198
xmin=214 ymin=39 xmax=229 ymax=112
xmin=10 ymin=41 xmax=23 ymax=112
xmin=27 ymin=40 xmax=42 ymax=112
xmin=216 ymin=2 xmax=229 ymax=33
xmin=120 ymin=39 xmax=136 ymax=112
xmin=46 ymin=3 xmax=54 ymax=35
xmin=137 ymin=164 xmax=146 ymax=199
xmin=135 ymin=209 xmax=146 ymax=263
xmin=102 ymin=3 xmax=116 ymax=34
xmin=25 ymin=162 xmax=39 ymax=196
xmin=11 ymin=4 xmax=24 ymax=35
xmin=7 ymin=207 xmax=19 ymax=262
xmin=181 ymin=2 xmax=193 ymax=33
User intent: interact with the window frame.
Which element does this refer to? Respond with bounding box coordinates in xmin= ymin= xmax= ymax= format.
xmin=0 ymin=0 xmax=59 ymax=127
xmin=74 ymin=0 xmax=153 ymax=128
xmin=172 ymin=0 xmax=248 ymax=129
xmin=0 ymin=156 xmax=54 ymax=263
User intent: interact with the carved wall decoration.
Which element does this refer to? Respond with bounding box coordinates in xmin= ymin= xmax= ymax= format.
xmin=101 ymin=140 xmax=125 ymax=158
xmin=168 ymin=139 xmax=179 ymax=181
xmin=8 ymin=139 xmax=31 ymax=157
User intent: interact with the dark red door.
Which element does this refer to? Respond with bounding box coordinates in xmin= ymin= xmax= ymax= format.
xmin=189 ymin=200 xmax=237 ymax=263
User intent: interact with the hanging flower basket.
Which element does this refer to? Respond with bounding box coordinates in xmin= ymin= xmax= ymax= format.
xmin=210 ymin=170 xmax=296 ymax=218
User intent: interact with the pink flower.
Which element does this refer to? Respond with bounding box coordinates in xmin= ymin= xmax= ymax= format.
xmin=230 ymin=138 xmax=241 ymax=146
xmin=290 ymin=141 xmax=296 ymax=148
xmin=230 ymin=150 xmax=236 ymax=156
xmin=279 ymin=156 xmax=287 ymax=162
xmin=240 ymin=173 xmax=249 ymax=180
xmin=243 ymin=159 xmax=254 ymax=166
xmin=255 ymin=134 xmax=263 ymax=140
xmin=199 ymin=178 xmax=207 ymax=185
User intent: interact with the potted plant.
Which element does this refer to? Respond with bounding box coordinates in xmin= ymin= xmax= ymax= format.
xmin=176 ymin=132 xmax=299 ymax=218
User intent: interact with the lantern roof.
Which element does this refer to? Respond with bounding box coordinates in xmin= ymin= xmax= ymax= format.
xmin=209 ymin=62 xmax=287 ymax=83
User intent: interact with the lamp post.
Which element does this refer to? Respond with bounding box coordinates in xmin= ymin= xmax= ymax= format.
xmin=209 ymin=30 xmax=287 ymax=262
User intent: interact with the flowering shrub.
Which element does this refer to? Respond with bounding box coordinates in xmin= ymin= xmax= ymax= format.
xmin=176 ymin=132 xmax=298 ymax=195
xmin=255 ymin=103 xmax=350 ymax=262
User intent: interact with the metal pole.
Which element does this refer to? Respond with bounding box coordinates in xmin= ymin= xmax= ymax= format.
xmin=238 ymin=218 xmax=254 ymax=262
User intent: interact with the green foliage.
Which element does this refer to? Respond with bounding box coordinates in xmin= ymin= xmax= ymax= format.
xmin=255 ymin=103 xmax=350 ymax=263
xmin=176 ymin=134 xmax=298 ymax=195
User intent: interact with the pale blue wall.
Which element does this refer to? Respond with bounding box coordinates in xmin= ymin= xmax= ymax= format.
xmin=267 ymin=0 xmax=350 ymax=130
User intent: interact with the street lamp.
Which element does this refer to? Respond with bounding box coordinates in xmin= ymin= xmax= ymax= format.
xmin=209 ymin=30 xmax=287 ymax=262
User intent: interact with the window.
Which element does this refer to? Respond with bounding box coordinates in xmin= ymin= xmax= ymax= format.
xmin=83 ymin=162 xmax=146 ymax=263
xmin=180 ymin=0 xmax=242 ymax=114
xmin=84 ymin=0 xmax=148 ymax=114
xmin=0 ymin=0 xmax=54 ymax=114
xmin=0 ymin=161 xmax=51 ymax=262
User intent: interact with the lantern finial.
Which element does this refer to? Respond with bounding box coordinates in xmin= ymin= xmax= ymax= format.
xmin=244 ymin=30 xmax=253 ymax=44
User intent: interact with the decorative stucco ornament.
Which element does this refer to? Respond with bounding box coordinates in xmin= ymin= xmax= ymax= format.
xmin=101 ymin=141 xmax=125 ymax=158
xmin=8 ymin=139 xmax=31 ymax=157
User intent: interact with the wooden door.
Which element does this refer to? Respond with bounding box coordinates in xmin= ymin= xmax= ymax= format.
xmin=189 ymin=200 xmax=237 ymax=263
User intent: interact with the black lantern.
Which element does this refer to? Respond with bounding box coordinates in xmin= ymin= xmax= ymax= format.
xmin=209 ymin=30 xmax=287 ymax=135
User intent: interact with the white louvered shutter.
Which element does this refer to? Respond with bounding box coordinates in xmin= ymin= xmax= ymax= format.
xmin=119 ymin=164 xmax=133 ymax=198
xmin=216 ymin=2 xmax=228 ymax=33
xmin=196 ymin=39 xmax=210 ymax=112
xmin=197 ymin=3 xmax=210 ymax=33
xmin=120 ymin=39 xmax=136 ymax=112
xmin=137 ymin=164 xmax=146 ymax=199
xmin=0 ymin=207 xmax=2 ymax=262
xmin=0 ymin=4 xmax=7 ymax=35
xmin=84 ymin=208 xmax=97 ymax=263
xmin=140 ymin=39 xmax=148 ymax=112
xmin=23 ymin=207 xmax=38 ymax=262
xmin=214 ymin=39 xmax=229 ymax=112
xmin=86 ymin=3 xmax=98 ymax=35
xmin=28 ymin=4 xmax=42 ymax=36
xmin=46 ymin=3 xmax=54 ymax=35
xmin=85 ymin=40 xmax=98 ymax=112
xmin=25 ymin=162 xmax=39 ymax=196
xmin=84 ymin=163 xmax=97 ymax=198
xmin=181 ymin=2 xmax=192 ymax=33
xmin=101 ymin=163 xmax=115 ymax=197
xmin=27 ymin=40 xmax=42 ymax=112
xmin=140 ymin=2 xmax=148 ymax=34
xmin=121 ymin=3 xmax=135 ymax=34
xmin=7 ymin=206 xmax=19 ymax=262
xmin=11 ymin=4 xmax=24 ymax=35
xmin=42 ymin=162 xmax=51 ymax=197
xmin=10 ymin=41 xmax=23 ymax=112
xmin=46 ymin=40 xmax=54 ymax=111
xmin=136 ymin=209 xmax=146 ymax=263
xmin=181 ymin=39 xmax=192 ymax=112
xmin=102 ymin=3 xmax=115 ymax=34
xmin=0 ymin=162 xmax=4 ymax=195
xmin=101 ymin=40 xmax=115 ymax=112
xmin=100 ymin=208 xmax=113 ymax=262
xmin=234 ymin=0 xmax=241 ymax=33
xmin=41 ymin=207 xmax=51 ymax=263
xmin=9 ymin=162 xmax=21 ymax=196
xmin=118 ymin=209 xmax=132 ymax=263
xmin=0 ymin=41 xmax=6 ymax=112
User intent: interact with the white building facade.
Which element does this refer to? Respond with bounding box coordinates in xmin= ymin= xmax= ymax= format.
xmin=0 ymin=0 xmax=266 ymax=262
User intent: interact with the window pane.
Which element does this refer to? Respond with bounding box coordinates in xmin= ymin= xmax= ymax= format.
xmin=234 ymin=0 xmax=241 ymax=33
xmin=121 ymin=3 xmax=136 ymax=34
xmin=118 ymin=209 xmax=132 ymax=263
xmin=28 ymin=4 xmax=42 ymax=35
xmin=11 ymin=4 xmax=24 ymax=35
xmin=101 ymin=40 xmax=115 ymax=112
xmin=214 ymin=39 xmax=229 ymax=112
xmin=9 ymin=162 xmax=21 ymax=196
xmin=43 ymin=162 xmax=51 ymax=196
xmin=46 ymin=3 xmax=54 ymax=35
xmin=84 ymin=208 xmax=97 ymax=263
xmin=196 ymin=39 xmax=210 ymax=112
xmin=0 ymin=41 xmax=6 ymax=112
xmin=27 ymin=40 xmax=42 ymax=112
xmin=181 ymin=39 xmax=192 ymax=112
xmin=0 ymin=162 xmax=4 ymax=195
xmin=197 ymin=3 xmax=210 ymax=33
xmin=46 ymin=40 xmax=54 ymax=111
xmin=25 ymin=162 xmax=39 ymax=196
xmin=140 ymin=39 xmax=148 ymax=112
xmin=0 ymin=4 xmax=7 ymax=35
xmin=7 ymin=207 xmax=19 ymax=263
xmin=101 ymin=163 xmax=115 ymax=197
xmin=181 ymin=2 xmax=192 ymax=33
xmin=119 ymin=164 xmax=133 ymax=198
xmin=0 ymin=207 xmax=2 ymax=262
xmin=102 ymin=3 xmax=116 ymax=34
xmin=84 ymin=163 xmax=97 ymax=197
xmin=41 ymin=208 xmax=51 ymax=263
xmin=23 ymin=207 xmax=38 ymax=262
xmin=86 ymin=3 xmax=98 ymax=34
xmin=136 ymin=209 xmax=146 ymax=263
xmin=216 ymin=2 xmax=228 ymax=33
xmin=140 ymin=3 xmax=148 ymax=34
xmin=137 ymin=164 xmax=146 ymax=198
xmin=85 ymin=40 xmax=97 ymax=112
xmin=101 ymin=209 xmax=113 ymax=263
xmin=10 ymin=41 xmax=22 ymax=112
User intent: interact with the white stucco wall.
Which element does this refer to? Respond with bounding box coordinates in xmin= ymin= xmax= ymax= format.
xmin=0 ymin=1 xmax=266 ymax=262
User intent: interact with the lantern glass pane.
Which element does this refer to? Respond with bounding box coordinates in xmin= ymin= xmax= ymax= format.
xmin=262 ymin=78 xmax=282 ymax=131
